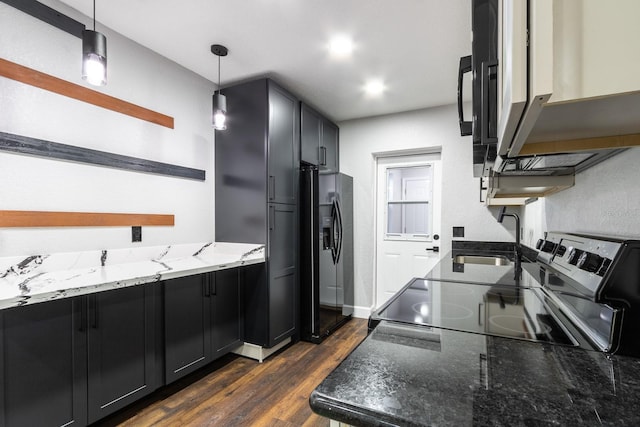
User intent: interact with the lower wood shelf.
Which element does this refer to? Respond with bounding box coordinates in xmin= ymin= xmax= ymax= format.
xmin=0 ymin=210 xmax=174 ymax=228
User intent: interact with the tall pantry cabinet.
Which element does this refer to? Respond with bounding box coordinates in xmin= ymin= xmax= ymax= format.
xmin=215 ymin=78 xmax=299 ymax=348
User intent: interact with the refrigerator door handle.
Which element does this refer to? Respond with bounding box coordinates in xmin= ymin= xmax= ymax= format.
xmin=334 ymin=198 xmax=343 ymax=264
xmin=330 ymin=200 xmax=338 ymax=263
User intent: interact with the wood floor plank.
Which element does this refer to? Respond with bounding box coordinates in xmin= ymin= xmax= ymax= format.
xmin=95 ymin=318 xmax=368 ymax=426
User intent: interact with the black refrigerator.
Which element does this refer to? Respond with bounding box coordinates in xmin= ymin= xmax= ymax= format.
xmin=300 ymin=164 xmax=354 ymax=343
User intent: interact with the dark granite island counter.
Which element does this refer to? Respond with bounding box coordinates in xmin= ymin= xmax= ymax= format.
xmin=310 ymin=321 xmax=640 ymax=426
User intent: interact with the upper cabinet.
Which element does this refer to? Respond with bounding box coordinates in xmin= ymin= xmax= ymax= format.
xmin=301 ymin=103 xmax=339 ymax=172
xmin=498 ymin=0 xmax=640 ymax=158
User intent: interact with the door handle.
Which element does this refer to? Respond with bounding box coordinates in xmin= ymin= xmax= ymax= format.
xmin=425 ymin=246 xmax=440 ymax=253
xmin=457 ymin=55 xmax=472 ymax=136
xmin=334 ymin=199 xmax=343 ymax=263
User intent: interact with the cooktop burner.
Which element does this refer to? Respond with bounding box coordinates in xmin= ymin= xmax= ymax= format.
xmin=370 ymin=279 xmax=581 ymax=348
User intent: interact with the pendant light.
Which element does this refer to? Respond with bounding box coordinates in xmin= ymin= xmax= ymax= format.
xmin=211 ymin=44 xmax=228 ymax=131
xmin=82 ymin=0 xmax=107 ymax=86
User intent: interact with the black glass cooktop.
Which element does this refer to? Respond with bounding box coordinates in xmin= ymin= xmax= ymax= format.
xmin=371 ymin=279 xmax=582 ymax=347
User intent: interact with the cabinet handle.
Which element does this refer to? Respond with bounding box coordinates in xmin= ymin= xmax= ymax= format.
xmin=203 ymin=276 xmax=211 ymax=297
xmin=480 ymin=60 xmax=499 ymax=145
xmin=478 ymin=303 xmax=484 ymax=326
xmin=319 ymin=146 xmax=327 ymax=166
xmin=79 ymin=298 xmax=87 ymax=332
xmin=90 ymin=295 xmax=99 ymax=329
xmin=211 ymin=275 xmax=217 ymax=296
xmin=269 ymin=205 xmax=275 ymax=231
xmin=457 ymin=55 xmax=472 ymax=136
xmin=268 ymin=175 xmax=275 ymax=200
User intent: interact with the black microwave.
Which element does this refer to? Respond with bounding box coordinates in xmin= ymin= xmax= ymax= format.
xmin=458 ymin=0 xmax=499 ymax=177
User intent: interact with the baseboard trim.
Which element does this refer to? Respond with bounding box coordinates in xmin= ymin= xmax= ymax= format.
xmin=350 ymin=304 xmax=375 ymax=319
xmin=232 ymin=337 xmax=292 ymax=363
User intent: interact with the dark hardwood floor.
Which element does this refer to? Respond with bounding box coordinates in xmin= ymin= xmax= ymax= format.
xmin=94 ymin=318 xmax=368 ymax=427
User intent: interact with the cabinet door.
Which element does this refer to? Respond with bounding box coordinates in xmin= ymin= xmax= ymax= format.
xmin=268 ymin=203 xmax=297 ymax=346
xmin=267 ymin=83 xmax=299 ymax=205
xmin=0 ymin=299 xmax=87 ymax=427
xmin=87 ymin=285 xmax=157 ymax=423
xmin=211 ymin=269 xmax=243 ymax=358
xmin=164 ymin=275 xmax=211 ymax=384
xmin=301 ymin=103 xmax=321 ymax=165
xmin=321 ymin=120 xmax=339 ymax=172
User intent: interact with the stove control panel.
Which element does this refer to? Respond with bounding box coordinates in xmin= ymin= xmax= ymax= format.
xmin=537 ymin=232 xmax=622 ymax=298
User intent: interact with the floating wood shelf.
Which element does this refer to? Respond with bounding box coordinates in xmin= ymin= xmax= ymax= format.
xmin=0 ymin=131 xmax=206 ymax=181
xmin=0 ymin=210 xmax=175 ymax=228
xmin=0 ymin=58 xmax=174 ymax=128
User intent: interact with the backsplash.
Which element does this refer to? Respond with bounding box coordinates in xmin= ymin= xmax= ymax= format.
xmin=523 ymin=146 xmax=640 ymax=243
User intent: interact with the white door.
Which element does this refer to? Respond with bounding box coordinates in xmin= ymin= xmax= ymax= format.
xmin=375 ymin=153 xmax=442 ymax=308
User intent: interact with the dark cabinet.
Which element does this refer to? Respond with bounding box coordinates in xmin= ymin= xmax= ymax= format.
xmin=268 ymin=84 xmax=299 ymax=205
xmin=164 ymin=269 xmax=243 ymax=383
xmin=0 ymin=298 xmax=87 ymax=427
xmin=211 ymin=269 xmax=244 ymax=357
xmin=300 ymin=102 xmax=339 ymax=172
xmin=163 ymin=274 xmax=211 ymax=383
xmin=86 ymin=285 xmax=157 ymax=423
xmin=215 ymin=78 xmax=299 ymax=348
xmin=0 ymin=285 xmax=157 ymax=427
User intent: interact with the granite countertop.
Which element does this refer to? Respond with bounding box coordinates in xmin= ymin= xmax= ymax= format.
xmin=310 ymin=321 xmax=640 ymax=426
xmin=0 ymin=242 xmax=265 ymax=310
xmin=310 ymin=240 xmax=640 ymax=426
xmin=424 ymin=241 xmax=542 ymax=288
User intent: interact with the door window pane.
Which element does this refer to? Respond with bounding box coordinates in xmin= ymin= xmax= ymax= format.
xmin=385 ymin=165 xmax=433 ymax=239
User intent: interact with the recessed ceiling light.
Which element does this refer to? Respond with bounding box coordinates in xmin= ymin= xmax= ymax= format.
xmin=328 ymin=35 xmax=354 ymax=58
xmin=364 ymin=79 xmax=386 ymax=96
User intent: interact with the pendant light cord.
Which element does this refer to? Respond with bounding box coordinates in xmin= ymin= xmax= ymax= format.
xmin=93 ymin=0 xmax=96 ymax=30
xmin=217 ymin=55 xmax=221 ymax=89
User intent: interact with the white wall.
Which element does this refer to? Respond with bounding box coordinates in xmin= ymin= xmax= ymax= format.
xmin=523 ymin=146 xmax=640 ymax=241
xmin=338 ymin=105 xmax=515 ymax=315
xmin=0 ymin=0 xmax=215 ymax=256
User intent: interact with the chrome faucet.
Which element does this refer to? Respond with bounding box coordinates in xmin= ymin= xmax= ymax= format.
xmin=497 ymin=207 xmax=522 ymax=288
xmin=497 ymin=207 xmax=521 ymax=257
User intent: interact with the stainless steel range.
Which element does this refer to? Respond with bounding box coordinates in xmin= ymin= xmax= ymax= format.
xmin=370 ymin=232 xmax=640 ymax=356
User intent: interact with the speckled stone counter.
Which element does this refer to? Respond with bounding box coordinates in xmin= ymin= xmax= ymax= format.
xmin=310 ymin=321 xmax=640 ymax=426
xmin=0 ymin=242 xmax=264 ymax=310
xmin=424 ymin=241 xmax=541 ymax=288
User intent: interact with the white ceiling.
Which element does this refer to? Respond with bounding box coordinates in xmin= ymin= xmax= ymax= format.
xmin=58 ymin=0 xmax=471 ymax=122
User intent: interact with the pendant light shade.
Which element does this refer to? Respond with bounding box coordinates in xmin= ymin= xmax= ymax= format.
xmin=82 ymin=30 xmax=107 ymax=86
xmin=211 ymin=44 xmax=228 ymax=131
xmin=212 ymin=92 xmax=227 ymax=130
xmin=82 ymin=0 xmax=107 ymax=86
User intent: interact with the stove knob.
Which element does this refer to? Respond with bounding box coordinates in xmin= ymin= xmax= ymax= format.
xmin=567 ymin=248 xmax=583 ymax=265
xmin=577 ymin=252 xmax=603 ymax=273
xmin=597 ymin=258 xmax=612 ymax=277
xmin=540 ymin=241 xmax=557 ymax=253
xmin=536 ymin=239 xmax=544 ymax=250
xmin=556 ymin=245 xmax=567 ymax=256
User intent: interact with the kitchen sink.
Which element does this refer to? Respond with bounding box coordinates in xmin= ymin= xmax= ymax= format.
xmin=453 ymin=255 xmax=512 ymax=266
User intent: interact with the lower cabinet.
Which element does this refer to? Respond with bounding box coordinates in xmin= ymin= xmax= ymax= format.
xmin=0 ymin=284 xmax=157 ymax=427
xmin=0 ymin=298 xmax=86 ymax=427
xmin=86 ymin=285 xmax=158 ymax=423
xmin=0 ymin=267 xmax=247 ymax=426
xmin=164 ymin=268 xmax=243 ymax=384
